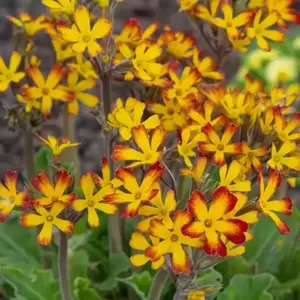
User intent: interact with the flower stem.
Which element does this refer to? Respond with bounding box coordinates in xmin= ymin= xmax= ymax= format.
xmin=23 ymin=114 xmax=35 ymax=181
xmin=58 ymin=231 xmax=73 ymax=300
xmin=147 ymin=268 xmax=169 ymax=300
xmin=101 ymin=72 xmax=123 ymax=253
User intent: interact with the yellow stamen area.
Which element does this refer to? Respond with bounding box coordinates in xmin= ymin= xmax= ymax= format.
xmin=87 ymin=199 xmax=94 ymax=207
xmin=83 ymin=35 xmax=91 ymax=42
xmin=171 ymin=234 xmax=179 ymax=242
xmin=135 ymin=192 xmax=142 ymax=200
xmin=204 ymin=219 xmax=212 ymax=228
xmin=46 ymin=215 xmax=53 ymax=222
xmin=217 ymin=144 xmax=224 ymax=151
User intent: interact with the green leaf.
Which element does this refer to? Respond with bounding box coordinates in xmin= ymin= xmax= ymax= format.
xmin=194 ymin=268 xmax=222 ymax=287
xmin=117 ymin=271 xmax=152 ymax=300
xmin=34 ymin=147 xmax=52 ymax=175
xmin=70 ymin=250 xmax=89 ymax=288
xmin=74 ymin=278 xmax=103 ymax=300
xmin=217 ymin=273 xmax=274 ymax=300
xmin=0 ymin=266 xmax=60 ymax=300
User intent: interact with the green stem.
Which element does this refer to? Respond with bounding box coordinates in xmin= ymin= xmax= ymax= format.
xmin=58 ymin=231 xmax=73 ymax=300
xmin=23 ymin=114 xmax=35 ymax=180
xmin=102 ymin=72 xmax=123 ymax=253
xmin=147 ymin=268 xmax=169 ymax=300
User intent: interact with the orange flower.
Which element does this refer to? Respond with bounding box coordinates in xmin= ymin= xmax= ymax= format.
xmin=199 ymin=123 xmax=242 ymax=166
xmin=31 ymin=170 xmax=76 ymax=207
xmin=258 ymin=170 xmax=292 ymax=234
xmin=112 ymin=125 xmax=166 ymax=168
xmin=182 ymin=188 xmax=248 ymax=257
xmin=145 ymin=210 xmax=204 ymax=273
xmin=21 ymin=202 xmax=73 ymax=246
xmin=0 ymin=171 xmax=27 ymax=221
xmin=105 ymin=163 xmax=164 ymax=217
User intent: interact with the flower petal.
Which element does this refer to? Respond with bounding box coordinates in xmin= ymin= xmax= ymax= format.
xmin=130 ymin=254 xmax=149 ymax=267
xmin=171 ymin=243 xmax=191 ymax=274
xmin=53 ymin=218 xmax=73 ymax=234
xmin=112 ymin=145 xmax=145 ymax=162
xmin=204 ymin=228 xmax=227 ymax=257
xmin=215 ymin=219 xmax=247 ymax=244
xmin=37 ymin=222 xmax=53 ymax=246
xmin=54 ymin=170 xmax=72 ymax=197
xmin=32 ymin=171 xmax=54 ymax=197
xmin=187 ymin=190 xmax=209 ymax=220
xmin=115 ymin=167 xmax=139 ymax=193
xmin=129 ymin=232 xmax=150 ymax=250
xmin=87 ymin=206 xmax=100 ymax=227
xmin=140 ymin=162 xmax=164 ymax=192
xmin=20 ymin=213 xmax=45 ymax=227
xmin=148 ymin=218 xmax=172 ymax=239
xmin=92 ymin=17 xmax=112 ymax=39
xmin=95 ymin=202 xmax=117 ymax=214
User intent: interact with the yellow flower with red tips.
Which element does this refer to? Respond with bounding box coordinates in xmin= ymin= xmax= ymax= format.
xmin=92 ymin=157 xmax=123 ymax=188
xmin=230 ymin=36 xmax=252 ymax=52
xmin=22 ymin=64 xmax=73 ymax=117
xmin=105 ymin=163 xmax=164 ymax=217
xmin=221 ymin=232 xmax=253 ymax=257
xmin=199 ymin=123 xmax=243 ymax=166
xmin=31 ymin=170 xmax=76 ymax=207
xmin=112 ymin=125 xmax=166 ymax=168
xmin=0 ymin=171 xmax=27 ymax=221
xmin=17 ymin=86 xmax=41 ymax=112
xmin=63 ymin=71 xmax=99 ymax=116
xmin=213 ymin=2 xmax=253 ymax=39
xmin=182 ymin=188 xmax=248 ymax=257
xmin=38 ymin=135 xmax=80 ymax=157
xmin=247 ymin=9 xmax=285 ymax=51
xmin=58 ymin=6 xmax=112 ymax=57
xmin=266 ymin=0 xmax=300 ymax=29
xmin=158 ymin=27 xmax=196 ymax=59
xmin=192 ymin=50 xmax=224 ymax=81
xmin=267 ymin=141 xmax=300 ymax=171
xmin=244 ymin=73 xmax=265 ymax=96
xmin=137 ymin=183 xmax=176 ymax=232
xmin=149 ymin=94 xmax=188 ymax=131
xmin=238 ymin=143 xmax=268 ymax=172
xmin=258 ymin=106 xmax=274 ymax=135
xmin=219 ymin=161 xmax=251 ymax=193
xmin=0 ymin=51 xmax=25 ymax=92
xmin=177 ymin=127 xmax=207 ymax=168
xmin=273 ymin=107 xmax=300 ymax=142
xmin=42 ymin=0 xmax=76 ymax=15
xmin=129 ymin=232 xmax=164 ymax=269
xmin=258 ymin=170 xmax=293 ymax=234
xmin=180 ymin=156 xmax=208 ymax=185
xmin=108 ymin=97 xmax=160 ymax=140
xmin=68 ymin=54 xmax=98 ymax=80
xmin=7 ymin=13 xmax=47 ymax=37
xmin=196 ymin=0 xmax=220 ymax=23
xmin=165 ymin=66 xmax=200 ymax=107
xmin=21 ymin=202 xmax=73 ymax=246
xmin=52 ymin=36 xmax=76 ymax=62
xmin=73 ymin=173 xmax=117 ymax=227
xmin=145 ymin=210 xmax=204 ymax=273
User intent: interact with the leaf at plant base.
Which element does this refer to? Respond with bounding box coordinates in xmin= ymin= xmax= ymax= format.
xmin=70 ymin=250 xmax=90 ymax=288
xmin=194 ymin=268 xmax=222 ymax=287
xmin=117 ymin=271 xmax=152 ymax=300
xmin=69 ymin=231 xmax=91 ymax=251
xmin=34 ymin=147 xmax=52 ymax=175
xmin=0 ymin=266 xmax=60 ymax=300
xmin=74 ymin=277 xmax=103 ymax=300
xmin=217 ymin=273 xmax=274 ymax=300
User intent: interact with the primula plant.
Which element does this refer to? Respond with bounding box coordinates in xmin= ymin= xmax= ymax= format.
xmin=1 ymin=0 xmax=300 ymax=300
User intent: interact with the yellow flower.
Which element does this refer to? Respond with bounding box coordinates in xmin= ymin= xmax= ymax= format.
xmin=38 ymin=135 xmax=80 ymax=157
xmin=248 ymin=0 xmax=264 ymax=8
xmin=196 ymin=0 xmax=220 ymax=23
xmin=68 ymin=54 xmax=98 ymax=79
xmin=218 ymin=161 xmax=251 ymax=192
xmin=221 ymin=232 xmax=253 ymax=257
xmin=137 ymin=183 xmax=176 ymax=232
xmin=129 ymin=232 xmax=164 ymax=269
xmin=230 ymin=36 xmax=251 ymax=52
xmin=21 ymin=202 xmax=73 ymax=246
xmin=42 ymin=0 xmax=76 ymax=15
xmin=108 ymin=97 xmax=160 ymax=141
xmin=0 ymin=51 xmax=25 ymax=92
xmin=63 ymin=71 xmax=99 ymax=115
xmin=213 ymin=3 xmax=253 ymax=39
xmin=105 ymin=163 xmax=164 ymax=217
xmin=112 ymin=125 xmax=165 ymax=168
xmin=180 ymin=156 xmax=208 ymax=184
xmin=17 ymin=85 xmax=41 ymax=112
xmin=177 ymin=127 xmax=207 ymax=168
xmin=258 ymin=106 xmax=274 ymax=135
xmin=73 ymin=173 xmax=117 ymax=227
xmin=7 ymin=13 xmax=47 ymax=37
xmin=247 ymin=10 xmax=285 ymax=51
xmin=178 ymin=0 xmax=198 ymax=12
xmin=52 ymin=36 xmax=76 ymax=62
xmin=267 ymin=141 xmax=300 ymax=171
xmin=0 ymin=170 xmax=27 ymax=221
xmin=58 ymin=6 xmax=112 ymax=57
xmin=21 ymin=64 xmax=74 ymax=117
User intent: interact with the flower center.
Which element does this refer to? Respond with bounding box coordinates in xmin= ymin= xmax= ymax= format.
xmin=273 ymin=155 xmax=281 ymax=163
xmin=145 ymin=153 xmax=152 ymax=161
xmin=255 ymin=28 xmax=262 ymax=35
xmin=83 ymin=34 xmax=91 ymax=42
xmin=226 ymin=21 xmax=232 ymax=27
xmin=135 ymin=192 xmax=142 ymax=200
xmin=52 ymin=196 xmax=59 ymax=202
xmin=204 ymin=219 xmax=212 ymax=228
xmin=167 ymin=108 xmax=175 ymax=115
xmin=248 ymin=152 xmax=254 ymax=159
xmin=8 ymin=196 xmax=15 ymax=203
xmin=176 ymin=88 xmax=184 ymax=97
xmin=42 ymin=87 xmax=50 ymax=95
xmin=6 ymin=72 xmax=12 ymax=80
xmin=46 ymin=215 xmax=53 ymax=222
xmin=217 ymin=144 xmax=224 ymax=151
xmin=87 ymin=199 xmax=94 ymax=207
xmin=171 ymin=234 xmax=179 ymax=242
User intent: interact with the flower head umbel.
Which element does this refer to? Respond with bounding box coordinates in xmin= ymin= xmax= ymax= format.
xmin=112 ymin=125 xmax=166 ymax=168
xmin=58 ymin=6 xmax=112 ymax=56
xmin=73 ymin=173 xmax=117 ymax=227
xmin=258 ymin=170 xmax=292 ymax=234
xmin=145 ymin=210 xmax=204 ymax=273
xmin=182 ymin=188 xmax=248 ymax=257
xmin=0 ymin=171 xmax=27 ymax=221
xmin=105 ymin=163 xmax=164 ymax=217
xmin=0 ymin=52 xmax=25 ymax=92
xmin=31 ymin=170 xmax=76 ymax=207
xmin=21 ymin=202 xmax=73 ymax=246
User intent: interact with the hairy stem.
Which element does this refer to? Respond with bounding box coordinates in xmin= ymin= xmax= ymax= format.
xmin=58 ymin=231 xmax=73 ymax=300
xmin=23 ymin=114 xmax=35 ymax=180
xmin=102 ymin=72 xmax=123 ymax=253
xmin=147 ymin=268 xmax=169 ymax=300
